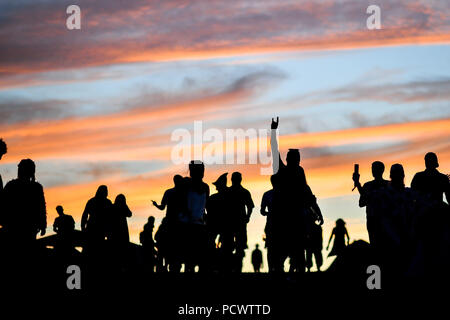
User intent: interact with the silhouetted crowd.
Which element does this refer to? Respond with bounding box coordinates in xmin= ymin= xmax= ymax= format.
xmin=0 ymin=117 xmax=448 ymax=281
xmin=353 ymin=153 xmax=450 ymax=277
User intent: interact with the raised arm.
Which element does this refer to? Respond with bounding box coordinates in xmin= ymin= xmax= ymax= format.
xmin=353 ymin=172 xmax=363 ymax=195
xmin=358 ymin=184 xmax=369 ymax=208
xmin=271 ymin=117 xmax=283 ymax=174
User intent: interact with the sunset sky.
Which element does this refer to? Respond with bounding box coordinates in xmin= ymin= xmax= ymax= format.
xmin=1 ymin=0 xmax=449 ymax=272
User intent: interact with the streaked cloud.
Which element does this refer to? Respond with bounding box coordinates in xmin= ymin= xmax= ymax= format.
xmin=1 ymin=0 xmax=449 ymax=79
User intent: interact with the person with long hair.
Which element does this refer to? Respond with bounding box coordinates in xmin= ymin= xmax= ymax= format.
xmin=110 ymin=194 xmax=132 ymax=244
xmin=81 ymin=185 xmax=112 ymax=257
xmin=109 ymin=194 xmax=132 ymax=269
xmin=327 ymin=219 xmax=350 ymax=257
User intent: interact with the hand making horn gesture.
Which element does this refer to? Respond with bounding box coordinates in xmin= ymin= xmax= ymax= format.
xmin=271 ymin=116 xmax=279 ymax=130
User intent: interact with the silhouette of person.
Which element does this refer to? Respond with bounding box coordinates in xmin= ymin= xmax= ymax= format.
xmin=0 ymin=138 xmax=7 ymax=191
xmin=152 ymin=175 xmax=184 ymax=224
xmin=270 ymin=117 xmax=323 ymax=273
xmin=411 ymin=153 xmax=450 ymax=274
xmin=223 ymin=172 xmax=254 ymax=273
xmin=109 ymin=194 xmax=132 ymax=244
xmin=152 ymin=174 xmax=187 ymax=272
xmin=327 ymin=219 xmax=349 ymax=257
xmin=108 ymin=194 xmax=132 ymax=269
xmin=53 ymin=205 xmax=75 ymax=234
xmin=251 ymin=244 xmax=263 ymax=273
xmin=81 ymin=185 xmax=112 ymax=256
xmin=0 ymin=139 xmax=7 ymax=230
xmin=152 ymin=174 xmax=186 ymax=272
xmin=260 ymin=174 xmax=279 ymax=273
xmin=205 ymin=172 xmax=229 ymax=271
xmin=411 ymin=152 xmax=449 ymax=204
xmin=370 ymin=163 xmax=415 ymax=275
xmin=353 ymin=161 xmax=389 ymax=249
xmin=305 ymin=217 xmax=323 ymax=272
xmin=154 ymin=217 xmax=170 ymax=272
xmin=140 ymin=216 xmax=157 ymax=272
xmin=183 ymin=161 xmax=209 ymax=272
xmin=1 ymin=159 xmax=47 ymax=247
xmin=53 ymin=205 xmax=75 ymax=254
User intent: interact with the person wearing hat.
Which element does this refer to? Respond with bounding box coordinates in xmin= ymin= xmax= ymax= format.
xmin=205 ymin=172 xmax=229 ymax=271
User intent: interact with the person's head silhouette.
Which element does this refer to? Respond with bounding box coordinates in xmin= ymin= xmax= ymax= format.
xmin=270 ymin=174 xmax=280 ymax=189
xmin=212 ymin=173 xmax=227 ymax=192
xmin=255 ymin=244 xmax=259 ymax=249
xmin=18 ymin=159 xmax=36 ymax=182
xmin=114 ymin=193 xmax=126 ymax=206
xmin=147 ymin=216 xmax=155 ymax=227
xmin=424 ymin=152 xmax=439 ymax=170
xmin=231 ymin=172 xmax=242 ymax=187
xmin=0 ymin=138 xmax=7 ymax=160
xmin=56 ymin=205 xmax=64 ymax=216
xmin=371 ymin=161 xmax=385 ymax=179
xmin=390 ymin=163 xmax=405 ymax=187
xmin=286 ymin=149 xmax=300 ymax=168
xmin=336 ymin=218 xmax=346 ymax=228
xmin=189 ymin=160 xmax=204 ymax=181
xmin=95 ymin=185 xmax=108 ymax=199
xmin=173 ymin=174 xmax=183 ymax=188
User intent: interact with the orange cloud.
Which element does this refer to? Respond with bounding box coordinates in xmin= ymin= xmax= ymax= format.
xmin=36 ymin=118 xmax=450 ymax=227
xmin=1 ymin=1 xmax=449 ymax=79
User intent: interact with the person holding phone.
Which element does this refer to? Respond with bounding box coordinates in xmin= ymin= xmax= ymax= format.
xmin=352 ymin=161 xmax=389 ymax=249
